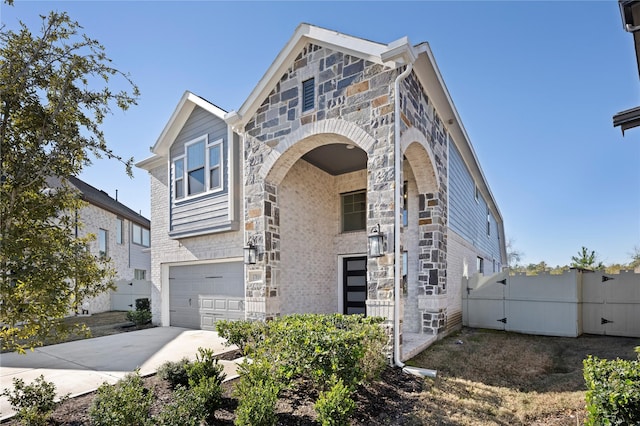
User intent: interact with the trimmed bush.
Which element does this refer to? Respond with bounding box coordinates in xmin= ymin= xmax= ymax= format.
xmin=157 ymin=357 xmax=191 ymax=389
xmin=584 ymin=352 xmax=640 ymax=426
xmin=1 ymin=375 xmax=65 ymax=426
xmin=315 ymin=378 xmax=356 ymax=426
xmin=154 ymin=385 xmax=207 ymax=426
xmin=89 ymin=371 xmax=153 ymax=426
xmin=185 ymin=347 xmax=226 ymax=387
xmin=127 ymin=297 xmax=151 ymax=326
xmin=234 ymin=360 xmax=281 ymax=426
xmin=216 ymin=319 xmax=267 ymax=355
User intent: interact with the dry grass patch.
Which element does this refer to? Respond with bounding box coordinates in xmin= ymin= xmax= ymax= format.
xmin=406 ymin=328 xmax=639 ymax=425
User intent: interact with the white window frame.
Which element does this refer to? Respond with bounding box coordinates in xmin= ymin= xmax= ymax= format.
xmin=98 ymin=228 xmax=108 ymax=258
xmin=134 ymin=269 xmax=146 ymax=280
xmin=116 ymin=217 xmax=124 ymax=245
xmin=173 ymin=157 xmax=185 ymax=200
xmin=132 ymin=223 xmax=150 ymax=248
xmin=171 ymin=135 xmax=224 ymax=202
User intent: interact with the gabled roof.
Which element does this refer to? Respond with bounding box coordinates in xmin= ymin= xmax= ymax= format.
xmin=66 ymin=176 xmax=150 ymax=228
xmin=224 ymin=23 xmax=506 ymax=262
xmin=136 ymin=91 xmax=227 ymax=170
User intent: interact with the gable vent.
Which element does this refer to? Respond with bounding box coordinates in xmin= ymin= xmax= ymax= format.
xmin=302 ymin=78 xmax=315 ymax=112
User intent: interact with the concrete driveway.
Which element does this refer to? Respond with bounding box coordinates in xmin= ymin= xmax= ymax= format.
xmin=0 ymin=327 xmax=239 ymax=420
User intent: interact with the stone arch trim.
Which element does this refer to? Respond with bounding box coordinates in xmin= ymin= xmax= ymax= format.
xmin=260 ymin=119 xmax=376 ymax=185
xmin=400 ymin=127 xmax=440 ymax=193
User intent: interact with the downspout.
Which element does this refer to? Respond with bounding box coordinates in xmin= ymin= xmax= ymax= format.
xmin=393 ymin=63 xmax=412 ymax=369
xmin=392 ymin=58 xmax=437 ymax=379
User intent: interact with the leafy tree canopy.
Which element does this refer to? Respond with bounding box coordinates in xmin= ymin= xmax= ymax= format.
xmin=0 ymin=11 xmax=139 ymax=352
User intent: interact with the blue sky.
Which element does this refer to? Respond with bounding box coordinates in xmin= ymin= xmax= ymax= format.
xmin=2 ymin=1 xmax=639 ymax=267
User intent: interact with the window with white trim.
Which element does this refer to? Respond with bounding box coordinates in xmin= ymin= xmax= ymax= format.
xmin=134 ymin=269 xmax=146 ymax=280
xmin=132 ymin=223 xmax=150 ymax=247
xmin=98 ymin=229 xmax=108 ymax=257
xmin=116 ymin=218 xmax=124 ymax=245
xmin=173 ymin=135 xmax=223 ymax=200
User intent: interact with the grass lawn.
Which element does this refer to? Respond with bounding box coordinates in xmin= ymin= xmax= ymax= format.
xmin=406 ymin=328 xmax=639 ymax=425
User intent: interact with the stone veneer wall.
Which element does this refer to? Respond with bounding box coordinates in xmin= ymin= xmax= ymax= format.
xmin=243 ymin=43 xmax=398 ymax=323
xmin=399 ymin=71 xmax=449 ymax=335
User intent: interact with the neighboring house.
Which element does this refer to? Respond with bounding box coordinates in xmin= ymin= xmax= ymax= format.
xmin=614 ymin=0 xmax=640 ymax=133
xmin=50 ymin=176 xmax=152 ymax=314
xmin=137 ymin=24 xmax=506 ymax=361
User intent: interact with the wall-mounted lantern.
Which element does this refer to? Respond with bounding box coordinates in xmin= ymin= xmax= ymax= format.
xmin=243 ymin=240 xmax=257 ymax=265
xmin=368 ymin=224 xmax=385 ymax=258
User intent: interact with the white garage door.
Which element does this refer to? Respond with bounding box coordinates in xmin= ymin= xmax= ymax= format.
xmin=169 ymin=262 xmax=244 ymax=330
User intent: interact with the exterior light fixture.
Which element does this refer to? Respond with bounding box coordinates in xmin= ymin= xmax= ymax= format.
xmin=368 ymin=223 xmax=385 ymax=258
xmin=243 ymin=240 xmax=257 ymax=265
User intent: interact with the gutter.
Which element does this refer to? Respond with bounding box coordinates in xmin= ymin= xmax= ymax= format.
xmin=387 ymin=40 xmax=437 ymax=379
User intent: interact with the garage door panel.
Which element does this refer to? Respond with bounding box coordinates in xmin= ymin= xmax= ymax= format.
xmin=169 ymin=262 xmax=244 ymax=329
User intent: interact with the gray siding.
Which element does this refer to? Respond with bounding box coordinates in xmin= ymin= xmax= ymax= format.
xmin=169 ymin=106 xmax=233 ymax=236
xmin=448 ymin=142 xmax=501 ymax=263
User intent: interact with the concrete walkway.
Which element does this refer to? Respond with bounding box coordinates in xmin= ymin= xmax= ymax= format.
xmin=0 ymin=327 xmax=239 ymax=420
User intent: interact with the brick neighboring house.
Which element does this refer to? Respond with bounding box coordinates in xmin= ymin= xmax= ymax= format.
xmin=50 ymin=176 xmax=152 ymax=314
xmin=137 ymin=24 xmax=506 ymax=361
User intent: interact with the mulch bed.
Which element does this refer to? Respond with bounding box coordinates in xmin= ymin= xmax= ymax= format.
xmin=2 ymin=365 xmax=424 ymax=425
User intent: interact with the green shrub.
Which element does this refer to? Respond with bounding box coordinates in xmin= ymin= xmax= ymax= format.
xmin=234 ymin=360 xmax=281 ymax=426
xmin=255 ymin=314 xmax=387 ymax=390
xmin=185 ymin=347 xmax=226 ymax=387
xmin=584 ymin=354 xmax=640 ymax=425
xmin=216 ymin=319 xmax=267 ymax=355
xmin=157 ymin=357 xmax=191 ymax=389
xmin=135 ymin=298 xmax=150 ymax=312
xmin=315 ymin=378 xmax=356 ymax=426
xmin=127 ymin=298 xmax=151 ymax=326
xmin=1 ymin=375 xmax=65 ymax=426
xmin=153 ymin=385 xmax=207 ymax=426
xmin=89 ymin=371 xmax=153 ymax=426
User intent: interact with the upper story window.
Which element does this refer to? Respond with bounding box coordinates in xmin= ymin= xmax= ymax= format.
xmin=486 ymin=208 xmax=491 ymax=237
xmin=341 ymin=190 xmax=366 ymax=232
xmin=302 ymin=78 xmax=315 ymax=112
xmin=116 ymin=218 xmax=124 ymax=245
xmin=98 ymin=228 xmax=108 ymax=257
xmin=173 ymin=136 xmax=223 ymax=200
xmin=132 ymin=223 xmax=150 ymax=247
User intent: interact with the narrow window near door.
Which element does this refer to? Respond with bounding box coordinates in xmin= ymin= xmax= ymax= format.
xmin=341 ymin=190 xmax=366 ymax=232
xmin=402 ymin=251 xmax=408 ymax=295
xmin=477 ymin=256 xmax=484 ymax=274
xmin=98 ymin=229 xmax=108 ymax=257
xmin=402 ymin=181 xmax=408 ymax=227
xmin=302 ymin=78 xmax=315 ymax=112
xmin=134 ymin=269 xmax=146 ymax=280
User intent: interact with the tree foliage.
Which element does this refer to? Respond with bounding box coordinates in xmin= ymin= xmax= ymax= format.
xmin=0 ymin=11 xmax=139 ymax=352
xmin=570 ymin=246 xmax=604 ymax=270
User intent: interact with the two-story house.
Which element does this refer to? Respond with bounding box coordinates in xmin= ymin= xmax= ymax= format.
xmin=137 ymin=24 xmax=506 ymax=361
xmin=53 ymin=176 xmax=152 ymax=314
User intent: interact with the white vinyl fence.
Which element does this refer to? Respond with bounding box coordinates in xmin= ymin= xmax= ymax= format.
xmin=110 ymin=279 xmax=152 ymax=311
xmin=463 ymin=269 xmax=640 ymax=338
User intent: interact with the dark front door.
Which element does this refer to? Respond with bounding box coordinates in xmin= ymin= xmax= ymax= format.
xmin=343 ymin=256 xmax=367 ymax=315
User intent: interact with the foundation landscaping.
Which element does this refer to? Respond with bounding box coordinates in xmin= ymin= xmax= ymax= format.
xmin=1 ymin=315 xmax=639 ymax=425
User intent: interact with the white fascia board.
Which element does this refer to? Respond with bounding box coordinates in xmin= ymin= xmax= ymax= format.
xmin=151 ymin=92 xmax=227 ymax=157
xmin=136 ymin=154 xmax=165 ymax=171
xmin=413 ymin=44 xmax=504 ymax=227
xmin=233 ymin=24 xmax=391 ymax=128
